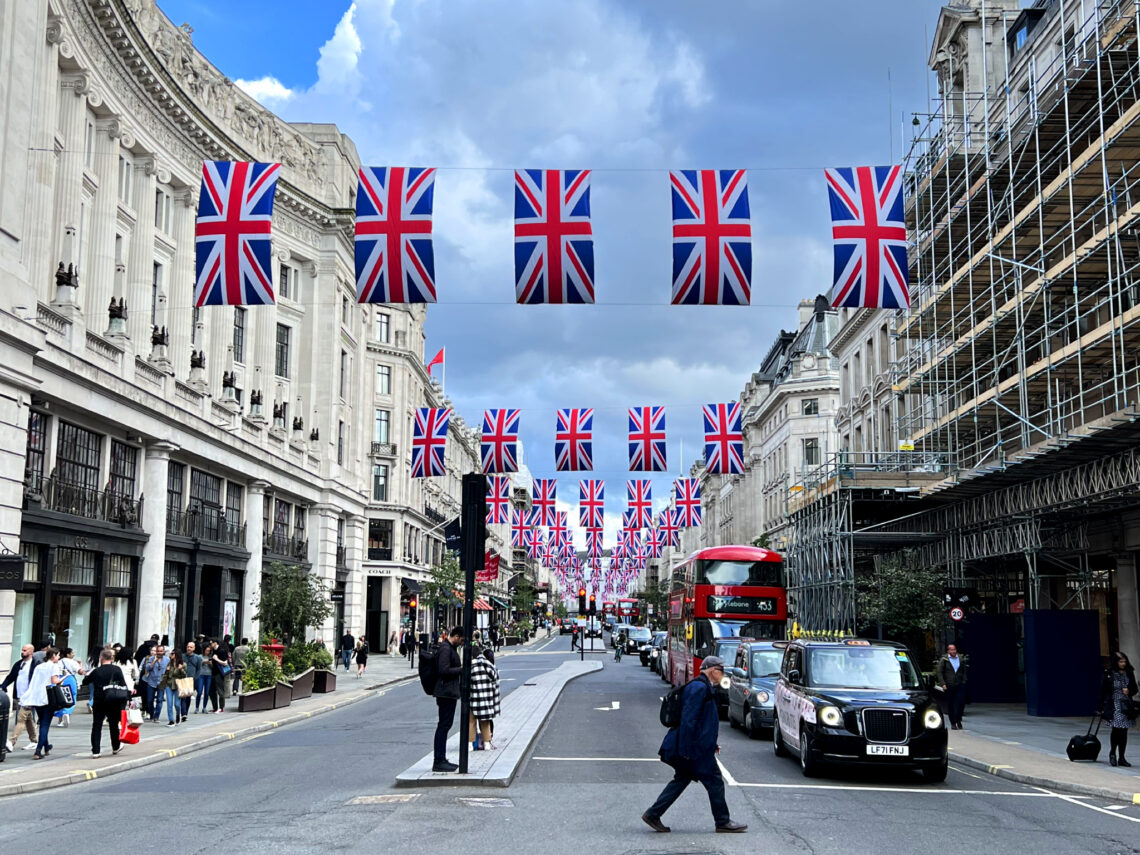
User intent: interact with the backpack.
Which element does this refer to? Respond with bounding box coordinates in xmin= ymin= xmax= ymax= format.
xmin=659 ymin=678 xmax=711 ymax=728
xmin=418 ymin=644 xmax=440 ymax=696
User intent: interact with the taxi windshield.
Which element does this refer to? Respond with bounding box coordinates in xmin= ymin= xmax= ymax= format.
xmin=806 ymin=647 xmax=922 ymax=690
xmin=750 ymin=650 xmax=782 ymax=678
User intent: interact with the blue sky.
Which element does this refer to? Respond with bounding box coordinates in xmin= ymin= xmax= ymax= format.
xmin=159 ymin=0 xmax=951 ymax=539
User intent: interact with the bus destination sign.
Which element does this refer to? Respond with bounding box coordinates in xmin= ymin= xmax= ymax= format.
xmin=706 ymin=594 xmax=778 ymax=615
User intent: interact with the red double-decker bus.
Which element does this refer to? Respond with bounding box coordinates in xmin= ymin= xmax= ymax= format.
xmin=602 ymin=601 xmax=616 ymax=619
xmin=617 ymin=597 xmax=640 ymax=622
xmin=666 ymin=545 xmax=786 ymax=688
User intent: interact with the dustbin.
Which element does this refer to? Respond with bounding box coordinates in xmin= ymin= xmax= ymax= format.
xmin=0 ymin=687 xmax=10 ymax=763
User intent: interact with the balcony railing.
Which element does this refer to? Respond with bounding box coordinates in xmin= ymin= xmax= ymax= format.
xmin=424 ymin=503 xmax=447 ymax=526
xmin=263 ymin=529 xmax=309 ymax=560
xmin=367 ymin=547 xmax=392 ymax=561
xmin=34 ymin=475 xmax=143 ymax=527
xmin=370 ymin=442 xmax=397 ymax=457
xmin=166 ymin=507 xmax=246 ymax=548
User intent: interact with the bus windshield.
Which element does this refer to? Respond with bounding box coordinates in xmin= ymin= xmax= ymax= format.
xmin=696 ymin=559 xmax=783 ymax=586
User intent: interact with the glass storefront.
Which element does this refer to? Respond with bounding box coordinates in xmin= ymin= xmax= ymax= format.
xmin=49 ymin=593 xmax=91 ymax=660
xmin=104 ymin=596 xmax=129 ymax=646
xmin=13 ymin=593 xmax=35 ymax=648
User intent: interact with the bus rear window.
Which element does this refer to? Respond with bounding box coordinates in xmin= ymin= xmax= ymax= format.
xmin=696 ymin=559 xmax=784 ymax=586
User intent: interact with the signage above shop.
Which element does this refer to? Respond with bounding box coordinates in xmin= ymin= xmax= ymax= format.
xmin=0 ymin=555 xmax=24 ymax=591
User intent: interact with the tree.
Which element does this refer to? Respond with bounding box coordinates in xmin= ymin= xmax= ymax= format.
xmin=553 ymin=601 xmax=568 ymax=619
xmin=855 ymin=553 xmax=945 ymax=638
xmin=633 ymin=579 xmax=670 ymax=627
xmin=511 ymin=573 xmax=536 ymax=616
xmin=422 ymin=551 xmax=463 ymax=614
xmin=253 ymin=561 xmax=334 ymax=647
xmin=752 ymin=532 xmax=772 ymax=549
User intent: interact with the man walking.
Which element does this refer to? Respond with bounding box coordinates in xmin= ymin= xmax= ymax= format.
xmin=182 ymin=642 xmax=203 ymax=722
xmin=232 ymin=637 xmax=251 ymax=695
xmin=140 ymin=644 xmax=169 ymax=722
xmin=340 ymin=630 xmax=355 ymax=672
xmin=642 ymin=656 xmax=747 ymax=834
xmin=1 ymin=644 xmax=37 ymax=752
xmin=936 ymin=643 xmax=969 ymax=730
xmin=432 ymin=626 xmax=464 ymax=772
xmin=81 ymin=648 xmax=129 ymax=757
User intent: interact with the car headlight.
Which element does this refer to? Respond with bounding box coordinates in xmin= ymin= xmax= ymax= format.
xmin=924 ymin=708 xmax=944 ymax=729
xmin=751 ymin=690 xmax=770 ymax=704
xmin=651 ymin=650 xmax=659 ymax=658
xmin=819 ymin=705 xmax=842 ymax=727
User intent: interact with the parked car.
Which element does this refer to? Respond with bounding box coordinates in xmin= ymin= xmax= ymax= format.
xmin=727 ymin=641 xmax=783 ymax=738
xmin=641 ymin=631 xmax=667 ymax=667
xmin=708 ymin=637 xmax=752 ymax=719
xmin=648 ymin=631 xmax=669 ymax=674
xmin=772 ymin=638 xmax=948 ymax=782
xmin=622 ymin=626 xmax=652 ymax=656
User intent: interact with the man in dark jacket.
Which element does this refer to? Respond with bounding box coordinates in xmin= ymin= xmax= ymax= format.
xmin=935 ymin=644 xmax=969 ymax=730
xmin=642 ymin=656 xmax=747 ymax=833
xmin=81 ymin=648 xmax=129 ymax=757
xmin=432 ymin=626 xmax=464 ymax=772
xmin=340 ymin=631 xmax=355 ymax=671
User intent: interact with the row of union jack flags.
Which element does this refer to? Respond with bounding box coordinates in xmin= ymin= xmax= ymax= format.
xmin=191 ymin=161 xmax=910 ymax=310
xmin=410 ymin=404 xmax=745 ymax=479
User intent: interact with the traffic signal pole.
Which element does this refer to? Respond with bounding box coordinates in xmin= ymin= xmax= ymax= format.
xmin=458 ymin=473 xmax=486 ymax=776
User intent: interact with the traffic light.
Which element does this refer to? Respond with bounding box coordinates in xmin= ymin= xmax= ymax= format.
xmin=408 ymin=598 xmax=417 ymax=625
xmin=588 ymin=594 xmax=597 ymax=616
xmin=578 ymin=587 xmax=587 ymax=614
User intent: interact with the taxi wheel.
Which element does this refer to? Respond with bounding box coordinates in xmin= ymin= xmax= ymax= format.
xmin=773 ymin=718 xmax=790 ymax=757
xmin=727 ymin=705 xmax=740 ymax=729
xmin=745 ymin=710 xmax=762 ymax=740
xmin=799 ymin=727 xmax=821 ymax=777
xmin=922 ymin=759 xmax=948 ymax=783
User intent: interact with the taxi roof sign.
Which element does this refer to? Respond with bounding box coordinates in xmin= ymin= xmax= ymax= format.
xmin=844 ymin=639 xmax=872 ymax=646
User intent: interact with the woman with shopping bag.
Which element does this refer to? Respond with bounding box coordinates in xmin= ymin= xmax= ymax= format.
xmin=158 ymin=652 xmax=187 ymax=727
xmin=82 ymin=648 xmax=130 ymax=758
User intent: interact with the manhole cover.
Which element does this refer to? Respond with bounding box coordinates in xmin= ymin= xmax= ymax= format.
xmin=456 ymin=797 xmax=514 ymax=807
xmin=347 ymin=794 xmax=422 ymax=805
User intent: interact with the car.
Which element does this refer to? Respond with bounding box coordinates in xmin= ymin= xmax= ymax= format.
xmin=559 ymin=620 xmax=575 ymax=635
xmin=707 ymin=637 xmax=752 ymax=719
xmin=772 ymin=638 xmax=948 ymax=782
xmin=648 ymin=631 xmax=669 ymax=674
xmin=622 ymin=626 xmax=652 ymax=656
xmin=610 ymin=623 xmax=631 ymax=648
xmin=726 ymin=641 xmax=782 ymax=738
xmin=641 ymin=631 xmax=667 ymax=667
xmin=585 ymin=617 xmax=603 ymax=638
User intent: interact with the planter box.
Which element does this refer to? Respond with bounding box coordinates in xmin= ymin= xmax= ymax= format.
xmin=505 ymin=636 xmax=521 ymax=647
xmin=289 ymin=667 xmax=314 ymax=701
xmin=237 ymin=686 xmax=275 ymax=713
xmin=273 ymin=681 xmax=293 ymax=709
xmin=313 ymin=669 xmax=337 ymax=694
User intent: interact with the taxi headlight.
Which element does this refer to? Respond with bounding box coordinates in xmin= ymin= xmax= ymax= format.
xmin=819 ymin=705 xmax=842 ymax=727
xmin=752 ymin=690 xmax=770 ymax=704
xmin=651 ymin=650 xmax=659 ymax=658
xmin=924 ymin=708 xmax=944 ymax=729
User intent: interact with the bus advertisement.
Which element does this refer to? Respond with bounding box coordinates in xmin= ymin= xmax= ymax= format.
xmin=666 ymin=545 xmax=785 ymax=688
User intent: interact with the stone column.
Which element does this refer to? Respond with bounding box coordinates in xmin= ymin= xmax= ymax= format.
xmin=168 ymin=187 xmax=196 ymax=381
xmin=126 ymin=156 xmax=157 ymax=347
xmin=242 ymin=481 xmax=269 ymax=644
xmin=384 ymin=574 xmax=401 ymax=649
xmin=54 ymin=73 xmax=91 ymax=272
xmin=138 ymin=441 xmax=176 ymax=642
xmin=308 ymin=504 xmax=339 ymax=644
xmin=1118 ymin=554 xmax=1140 ymax=665
xmin=21 ymin=27 xmax=61 ymax=309
xmin=344 ymin=514 xmax=365 ymax=640
xmin=85 ymin=117 xmax=121 ymax=326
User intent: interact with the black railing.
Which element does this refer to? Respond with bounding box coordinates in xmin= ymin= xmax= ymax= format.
xmin=336 ymin=545 xmax=347 ymax=567
xmin=424 ymin=504 xmax=447 ymax=526
xmin=263 ymin=529 xmax=309 ymax=560
xmin=36 ymin=475 xmax=142 ymax=527
xmin=167 ymin=507 xmax=246 ymax=548
xmin=367 ymin=547 xmax=392 ymax=561
xmin=370 ymin=442 xmax=397 ymax=457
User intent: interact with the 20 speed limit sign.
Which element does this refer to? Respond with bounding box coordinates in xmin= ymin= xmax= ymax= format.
xmin=949 ymin=607 xmax=965 ymax=622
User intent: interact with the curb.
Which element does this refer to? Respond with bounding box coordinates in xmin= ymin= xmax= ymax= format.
xmin=0 ymin=674 xmax=418 ymax=799
xmin=949 ymin=750 xmax=1140 ymax=804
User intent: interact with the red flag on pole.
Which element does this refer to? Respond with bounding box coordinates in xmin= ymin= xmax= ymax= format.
xmin=426 ymin=347 xmax=444 ymax=373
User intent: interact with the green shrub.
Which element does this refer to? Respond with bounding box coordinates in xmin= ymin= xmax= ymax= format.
xmin=241 ymin=648 xmax=283 ymax=692
xmin=309 ymin=644 xmax=334 ymax=670
xmin=281 ymin=641 xmax=335 ymax=676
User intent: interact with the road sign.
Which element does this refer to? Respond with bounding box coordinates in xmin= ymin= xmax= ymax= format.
xmin=949 ymin=607 xmax=964 ymax=622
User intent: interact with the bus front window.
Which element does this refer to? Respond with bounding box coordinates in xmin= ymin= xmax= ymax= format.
xmin=698 ymin=560 xmax=784 ymax=586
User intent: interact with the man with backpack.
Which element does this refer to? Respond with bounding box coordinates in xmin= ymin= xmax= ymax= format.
xmin=643 ymin=656 xmax=747 ymax=834
xmin=430 ymin=626 xmax=464 ymax=772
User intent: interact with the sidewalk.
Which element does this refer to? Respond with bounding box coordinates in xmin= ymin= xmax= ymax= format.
xmin=950 ymin=703 xmax=1140 ymax=803
xmin=0 ymin=652 xmax=419 ymax=798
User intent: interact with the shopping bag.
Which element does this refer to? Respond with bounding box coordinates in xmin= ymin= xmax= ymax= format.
xmin=119 ymin=710 xmax=141 ymax=745
xmin=175 ymin=677 xmax=195 ymax=698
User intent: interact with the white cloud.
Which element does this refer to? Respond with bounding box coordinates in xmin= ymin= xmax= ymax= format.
xmin=234 ymin=76 xmax=294 ymax=106
xmin=314 ymin=2 xmax=364 ymax=98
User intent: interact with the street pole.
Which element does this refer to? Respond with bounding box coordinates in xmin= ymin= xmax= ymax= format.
xmin=458 ymin=473 xmax=486 ymax=775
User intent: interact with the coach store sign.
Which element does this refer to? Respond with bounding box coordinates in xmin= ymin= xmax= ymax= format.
xmin=0 ymin=555 xmax=25 ymax=591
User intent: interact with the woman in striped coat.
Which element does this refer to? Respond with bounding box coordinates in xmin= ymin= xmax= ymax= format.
xmin=469 ymin=643 xmax=501 ymax=751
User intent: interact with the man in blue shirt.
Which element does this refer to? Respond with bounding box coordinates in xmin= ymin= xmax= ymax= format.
xmin=140 ymin=645 xmax=170 ymax=722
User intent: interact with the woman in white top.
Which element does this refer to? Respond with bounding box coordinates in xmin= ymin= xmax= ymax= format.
xmin=113 ymin=646 xmax=138 ymax=694
xmin=22 ymin=647 xmax=63 ymax=759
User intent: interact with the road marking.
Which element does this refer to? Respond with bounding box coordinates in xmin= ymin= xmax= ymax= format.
xmin=532 ymin=756 xmax=660 ymax=761
xmin=457 ymin=797 xmax=513 ymax=807
xmin=347 ymin=794 xmax=421 ymax=805
xmin=717 ymin=758 xmax=739 ymax=787
xmin=1104 ymin=804 xmax=1130 ymax=811
xmin=70 ymin=769 xmax=98 ymax=780
xmin=1040 ymin=787 xmax=1140 ymax=823
xmin=593 ymin=701 xmax=621 ymax=711
xmin=731 ymin=781 xmax=1080 ymax=796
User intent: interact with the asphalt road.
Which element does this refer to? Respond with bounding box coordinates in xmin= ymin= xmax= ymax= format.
xmin=3 ymin=632 xmax=1140 ymax=854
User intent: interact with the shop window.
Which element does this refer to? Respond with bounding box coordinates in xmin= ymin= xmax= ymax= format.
xmin=106 ymin=555 xmax=132 ymax=589
xmin=25 ymin=411 xmax=46 ymax=493
xmin=21 ymin=541 xmax=40 ymax=582
xmin=104 ymin=596 xmax=129 ymax=646
xmin=109 ymin=441 xmax=138 ymax=498
xmin=49 ymin=594 xmax=91 ymax=659
xmin=13 ymin=592 xmax=35 ymax=649
xmin=54 ymin=548 xmax=97 ymax=586
xmin=56 ymin=421 xmax=102 ymax=492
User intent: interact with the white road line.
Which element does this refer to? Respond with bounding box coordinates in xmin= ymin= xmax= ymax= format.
xmin=728 ymin=782 xmax=1070 ymax=796
xmin=717 ymin=758 xmax=739 ymax=787
xmin=531 ymin=756 xmax=660 ymax=761
xmin=1028 ymin=784 xmax=1140 ymax=823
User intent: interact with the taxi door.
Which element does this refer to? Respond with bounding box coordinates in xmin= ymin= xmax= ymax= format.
xmin=727 ymin=644 xmax=749 ymax=723
xmin=774 ymin=644 xmax=805 ymax=748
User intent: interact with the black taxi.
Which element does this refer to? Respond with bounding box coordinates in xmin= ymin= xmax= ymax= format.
xmin=772 ymin=638 xmax=947 ymax=782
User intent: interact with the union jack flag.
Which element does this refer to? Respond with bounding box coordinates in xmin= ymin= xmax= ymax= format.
xmin=410 ymin=407 xmax=450 ymax=478
xmin=555 ymin=408 xmax=594 ymax=471
xmin=486 ymin=475 xmax=510 ymax=525
xmin=659 ymin=509 xmax=680 ymax=549
xmin=579 ymin=480 xmax=605 ymax=529
xmin=481 ymin=409 xmax=520 ymax=474
xmin=670 ymin=169 xmax=751 ymax=305
xmin=514 ymin=169 xmax=594 ymax=304
xmin=532 ymin=479 xmax=557 ymax=527
xmin=628 ymin=406 xmax=667 ymax=472
xmin=550 ymin=511 xmax=569 ymax=549
xmin=647 ymin=525 xmax=664 ymax=559
xmin=526 ymin=526 xmax=544 ymax=560
xmin=627 ymin=480 xmax=653 ymax=530
xmin=354 ymin=166 xmax=437 ymax=304
xmin=194 ymin=161 xmax=281 ymax=306
xmin=511 ymin=508 xmax=529 ymax=548
xmin=586 ymin=528 xmax=603 ymax=558
xmin=825 ymin=165 xmax=909 ymax=309
xmin=703 ymin=402 xmax=745 ymax=475
xmin=674 ymin=478 xmax=702 ymax=527
xmin=526 ymin=507 xmax=543 ymax=529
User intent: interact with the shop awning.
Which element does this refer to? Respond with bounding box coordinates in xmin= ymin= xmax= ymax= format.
xmin=402 ymin=577 xmax=423 ymax=594
xmin=474 ymin=598 xmax=492 ymax=611
xmin=489 ymin=595 xmax=510 ymax=609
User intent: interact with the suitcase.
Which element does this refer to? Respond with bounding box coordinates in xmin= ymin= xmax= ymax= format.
xmin=1066 ymin=713 xmax=1102 ymax=762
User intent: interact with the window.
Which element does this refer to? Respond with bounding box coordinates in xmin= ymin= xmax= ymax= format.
xmin=294 ymin=505 xmax=306 ymax=539
xmin=84 ymin=118 xmax=95 ymax=168
xmin=368 ymin=518 xmax=393 ymax=560
xmin=151 ymin=263 xmax=163 ymax=326
xmin=802 ymin=398 xmax=819 ymax=416
xmin=375 ymin=313 xmax=390 ymax=343
xmin=803 ymin=437 xmax=820 ymax=467
xmin=339 ymin=350 xmax=349 ymax=399
xmin=373 ymin=464 xmax=389 ymax=501
xmin=226 ymin=482 xmax=243 ymax=523
xmin=341 ymin=295 xmax=349 ymax=325
xmin=25 ymin=411 xmax=46 ymax=493
xmin=55 ymin=548 xmax=96 ymax=586
xmin=154 ymin=188 xmax=172 ymax=234
xmin=167 ymin=462 xmax=185 ymax=513
xmin=337 ymin=420 xmax=345 ymax=466
xmin=191 ymin=307 xmax=200 ymax=344
xmin=117 ymin=155 xmax=132 ymax=203
xmin=373 ymin=409 xmax=390 ymax=443
xmin=278 ymin=263 xmax=292 ymax=300
xmin=274 ymin=499 xmax=291 ymax=535
xmin=189 ymin=469 xmax=222 ymax=513
xmin=56 ymin=422 xmax=102 ymax=492
xmin=375 ymin=364 xmax=391 ymax=396
xmin=233 ymin=308 xmax=246 ymax=363
xmin=109 ymin=441 xmax=138 ymax=498
xmin=336 ymin=518 xmax=345 ymax=548
xmin=106 ymin=555 xmax=132 ymax=588
xmin=275 ymin=324 xmax=291 ymax=378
